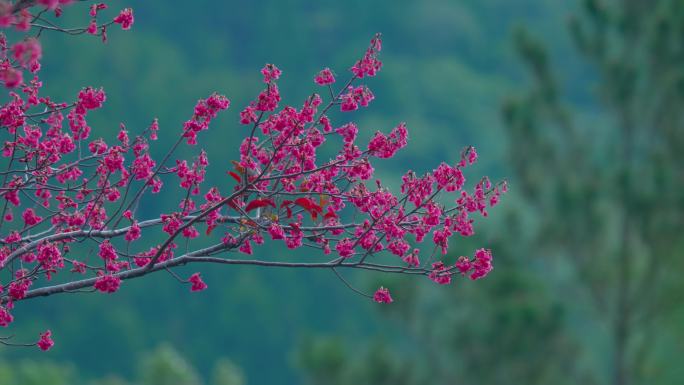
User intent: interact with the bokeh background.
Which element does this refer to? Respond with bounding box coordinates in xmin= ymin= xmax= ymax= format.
xmin=1 ymin=0 xmax=683 ymax=384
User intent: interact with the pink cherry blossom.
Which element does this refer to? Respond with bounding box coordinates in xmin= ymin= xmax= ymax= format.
xmin=335 ymin=238 xmax=355 ymax=258
xmin=429 ymin=262 xmax=452 ymax=285
xmin=125 ymin=221 xmax=141 ymax=241
xmin=113 ymin=8 xmax=134 ymax=30
xmin=94 ymin=274 xmax=121 ymax=293
xmin=455 ymin=256 xmax=472 ymax=275
xmin=22 ymin=208 xmax=43 ymax=226
xmin=351 ymin=34 xmax=383 ymax=78
xmin=37 ymin=330 xmax=54 ymax=351
xmin=189 ymin=273 xmax=207 ymax=292
xmin=373 ymin=287 xmax=393 ymax=303
xmin=314 ymin=68 xmax=336 ymax=85
xmin=0 ymin=306 xmax=14 ymax=327
xmin=470 ymin=248 xmax=493 ymax=280
xmin=261 ymin=64 xmax=282 ymax=83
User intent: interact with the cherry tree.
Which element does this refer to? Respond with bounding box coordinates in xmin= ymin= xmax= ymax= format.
xmin=0 ymin=0 xmax=506 ymax=350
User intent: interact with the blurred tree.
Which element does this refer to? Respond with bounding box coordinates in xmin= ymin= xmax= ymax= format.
xmin=211 ymin=358 xmax=246 ymax=385
xmin=0 ymin=346 xmax=248 ymax=385
xmin=295 ymin=336 xmax=348 ymax=385
xmin=297 ymin=241 xmax=590 ymax=385
xmin=296 ymin=335 xmax=413 ymax=385
xmin=138 ymin=344 xmax=202 ymax=385
xmin=88 ymin=376 xmax=131 ymax=385
xmin=502 ymin=0 xmax=684 ymax=384
xmin=0 ymin=359 xmax=75 ymax=385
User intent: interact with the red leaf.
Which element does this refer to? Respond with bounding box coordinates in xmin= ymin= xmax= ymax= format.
xmin=227 ymin=171 xmax=242 ymax=183
xmin=231 ymin=160 xmax=246 ymax=174
xmin=281 ymin=200 xmax=293 ymax=218
xmin=245 ymin=198 xmax=276 ymax=212
xmin=319 ymin=194 xmax=330 ymax=208
xmin=295 ymin=197 xmax=323 ymax=213
xmin=225 ymin=198 xmax=239 ymax=211
xmin=294 ymin=197 xmax=323 ymax=220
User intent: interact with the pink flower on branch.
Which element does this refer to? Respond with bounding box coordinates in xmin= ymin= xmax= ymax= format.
xmin=0 ymin=6 xmax=506 ymax=350
xmin=373 ymin=287 xmax=393 ymax=304
xmin=0 ymin=306 xmax=13 ymax=327
xmin=94 ymin=274 xmax=121 ymax=293
xmin=314 ymin=68 xmax=336 ymax=85
xmin=113 ymin=8 xmax=133 ymax=30
xmin=351 ymin=33 xmax=383 ymax=78
xmin=37 ymin=330 xmax=54 ymax=351
xmin=188 ymin=272 xmax=207 ymax=292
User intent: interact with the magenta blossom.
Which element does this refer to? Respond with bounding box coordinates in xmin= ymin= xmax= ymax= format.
xmin=373 ymin=287 xmax=393 ymax=304
xmin=189 ymin=273 xmax=208 ymax=292
xmin=37 ymin=330 xmax=54 ymax=351
xmin=113 ymin=8 xmax=134 ymax=30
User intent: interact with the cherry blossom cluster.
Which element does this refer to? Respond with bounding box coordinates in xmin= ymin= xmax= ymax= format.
xmin=0 ymin=2 xmax=505 ymax=351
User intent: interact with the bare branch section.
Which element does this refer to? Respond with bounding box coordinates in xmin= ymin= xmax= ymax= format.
xmin=0 ymin=1 xmax=505 ymax=349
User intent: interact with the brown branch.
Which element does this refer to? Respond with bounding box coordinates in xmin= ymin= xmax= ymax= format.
xmin=6 ymin=242 xmax=428 ymax=304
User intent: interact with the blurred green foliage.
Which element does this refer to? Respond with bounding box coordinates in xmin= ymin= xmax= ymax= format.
xmin=0 ymin=344 xmax=244 ymax=385
xmin=298 ymin=1 xmax=684 ymax=385
xmin=138 ymin=344 xmax=202 ymax=385
xmin=0 ymin=359 xmax=75 ymax=385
